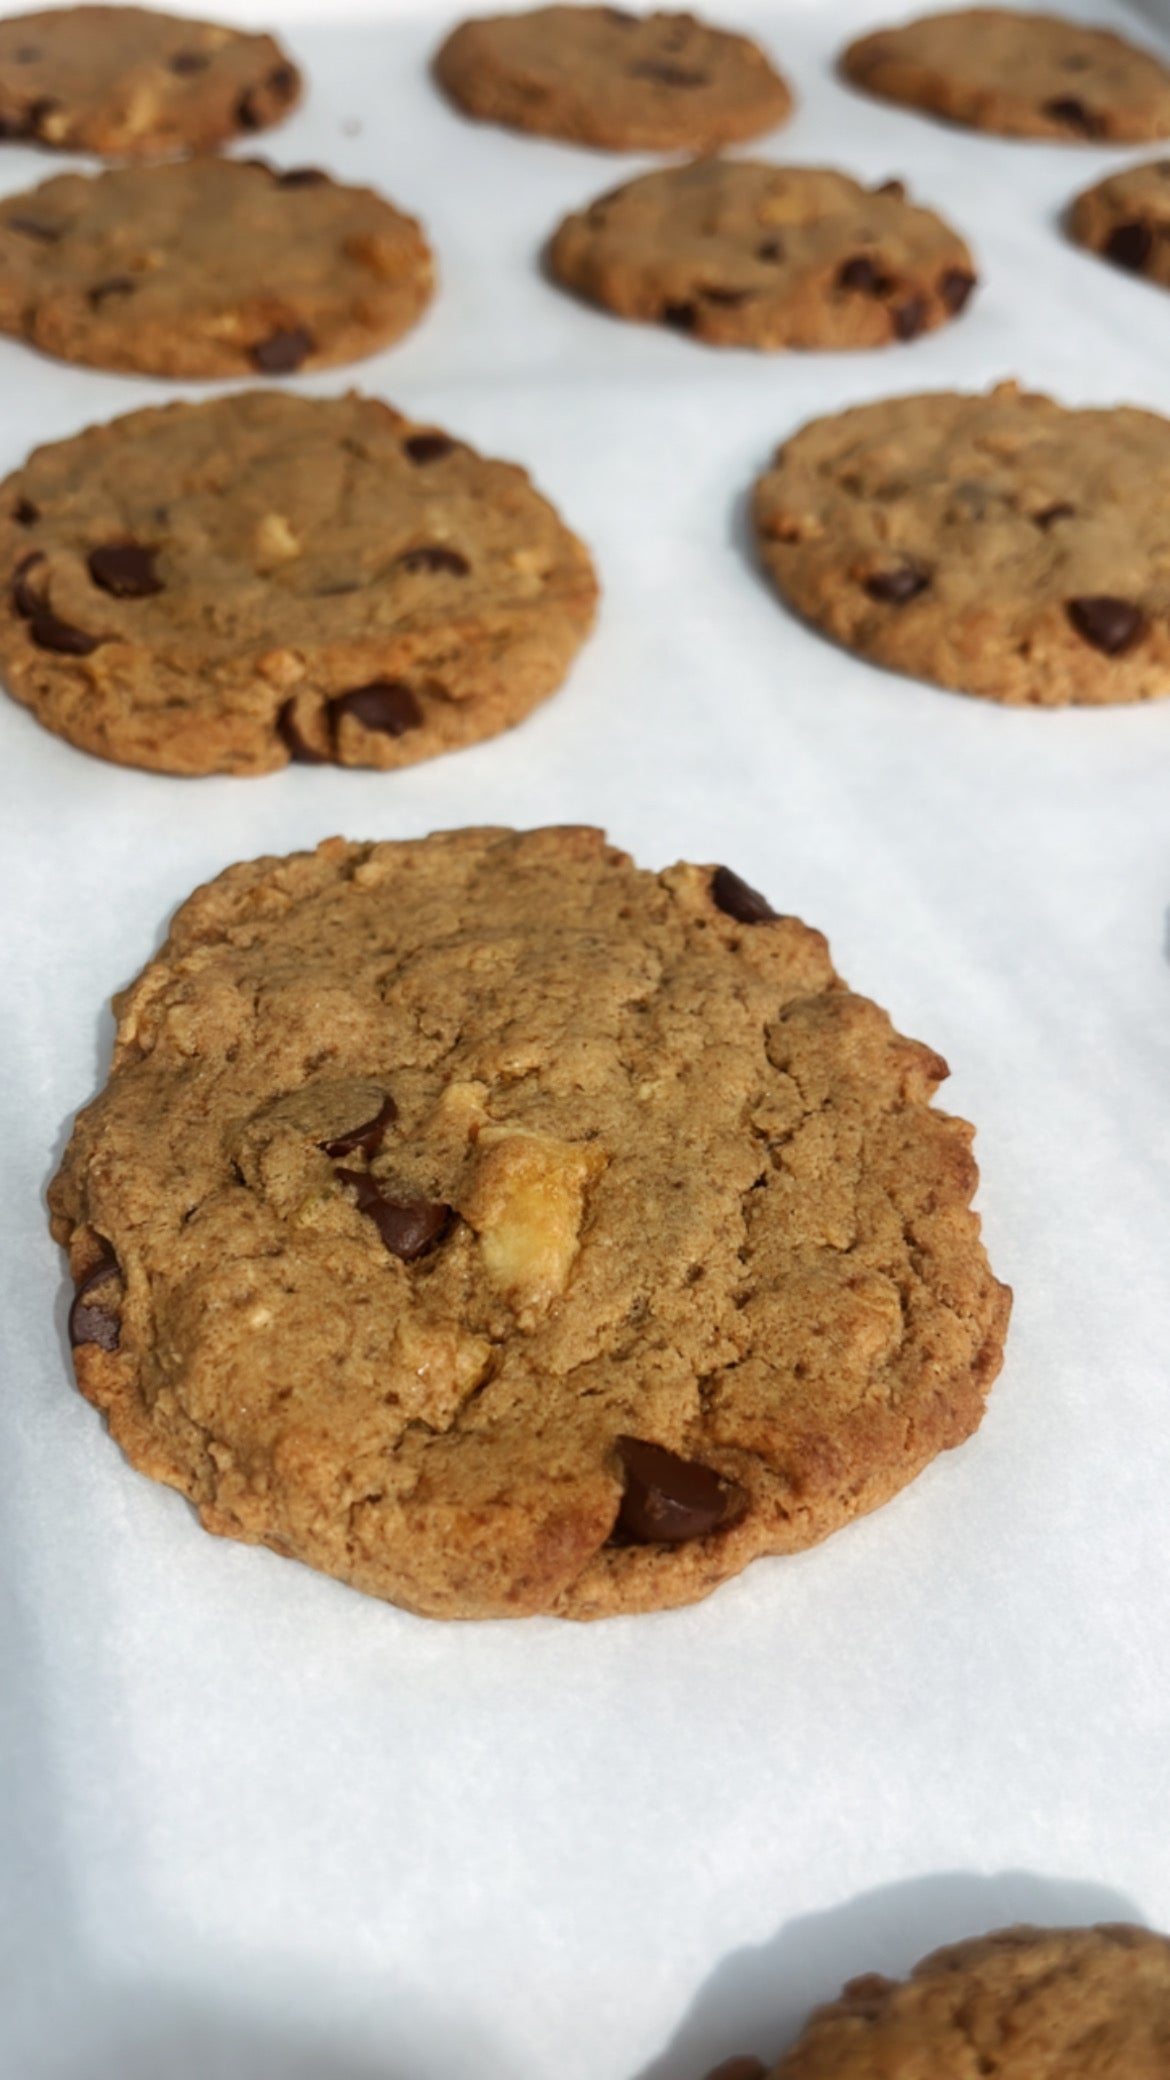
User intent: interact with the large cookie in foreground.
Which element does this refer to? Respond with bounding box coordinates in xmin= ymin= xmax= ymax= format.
xmin=50 ymin=827 xmax=1009 ymax=1621
xmin=717 ymin=1924 xmax=1170 ymax=2077
xmin=549 ymin=161 xmax=976 ymax=349
xmin=841 ymin=8 xmax=1170 ymax=142
xmin=1069 ymin=157 xmax=1170 ymax=289
xmin=0 ymin=156 xmax=432 ymax=377
xmin=435 ymin=6 xmax=791 ymax=153
xmin=754 ymin=383 xmax=1170 ymax=706
xmin=0 ymin=391 xmax=597 ymax=775
xmin=0 ymin=4 xmax=300 ymax=158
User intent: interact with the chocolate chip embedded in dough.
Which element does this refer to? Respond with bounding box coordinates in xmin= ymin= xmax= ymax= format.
xmin=276 ymin=698 xmax=329 ymax=764
xmin=864 ymin=560 xmax=930 ymax=604
xmin=711 ymin=865 xmax=778 ymax=924
xmin=251 ymin=326 xmax=313 ymax=374
xmin=395 ymin=545 xmax=470 ymax=576
xmin=68 ymin=1249 xmax=121 ymax=1350
xmin=939 ymin=267 xmax=976 ymax=312
xmin=330 ymin=681 xmax=423 ymax=737
xmin=1066 ymin=595 xmax=1146 ymax=655
xmin=318 ymin=1094 xmax=398 ymax=1159
xmin=612 ymin=1436 xmax=745 ymax=1544
xmin=335 ymin=1169 xmax=452 ymax=1260
xmin=1043 ymin=94 xmax=1103 ymax=135
xmin=404 ymin=432 xmax=454 ymax=464
xmin=87 ymin=542 xmax=163 ymax=598
xmin=1104 ymin=220 xmax=1153 ymax=272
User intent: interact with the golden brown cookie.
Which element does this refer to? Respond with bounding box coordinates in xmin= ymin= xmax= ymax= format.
xmin=754 ymin=382 xmax=1170 ymax=707
xmin=737 ymin=1925 xmax=1170 ymax=2077
xmin=1070 ymin=156 xmax=1170 ymax=287
xmin=841 ymin=9 xmax=1170 ymax=142
xmin=0 ymin=156 xmax=432 ymax=377
xmin=0 ymin=4 xmax=300 ymax=158
xmin=50 ymin=827 xmax=1009 ymax=1620
xmin=0 ymin=391 xmax=598 ymax=775
xmin=435 ymin=6 xmax=792 ymax=153
xmin=549 ymin=161 xmax=976 ymax=348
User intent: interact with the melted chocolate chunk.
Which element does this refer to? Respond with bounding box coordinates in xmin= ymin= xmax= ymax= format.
xmin=30 ymin=608 xmax=100 ymax=655
xmin=68 ymin=1249 xmax=121 ymax=1351
xmin=331 ymin=681 xmax=422 ymax=737
xmin=838 ymin=254 xmax=892 ymax=295
xmin=13 ymin=498 xmax=38 ymax=527
xmin=277 ymin=698 xmax=328 ymax=764
xmin=6 ymin=215 xmax=61 ymax=242
xmin=168 ymin=49 xmax=209 ymax=73
xmin=87 ymin=275 xmax=136 ymax=306
xmin=661 ymin=300 xmax=698 ymax=330
xmin=892 ymin=295 xmax=926 ymax=340
xmin=1043 ymin=95 xmax=1103 ymax=136
xmin=335 ymin=1169 xmax=452 ymax=1260
xmin=319 ymin=1093 xmax=398 ymax=1159
xmin=711 ymin=865 xmax=778 ymax=924
xmin=612 ymin=1437 xmax=745 ymax=1544
xmin=87 ymin=542 xmax=163 ymax=598
xmin=864 ymin=560 xmax=930 ymax=604
xmin=404 ymin=432 xmax=454 ymax=464
xmin=1104 ymin=220 xmax=1153 ymax=273
xmin=276 ymin=166 xmax=327 ymax=187
xmin=939 ymin=267 xmax=976 ymax=313
xmin=251 ymin=326 xmax=313 ymax=374
xmin=628 ymin=60 xmax=708 ymax=85
xmin=396 ymin=545 xmax=470 ymax=576
xmin=1066 ymin=595 xmax=1146 ymax=656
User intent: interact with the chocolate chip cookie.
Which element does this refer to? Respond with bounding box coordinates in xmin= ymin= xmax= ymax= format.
xmin=549 ymin=161 xmax=976 ymax=349
xmin=1070 ymin=157 xmax=1170 ymax=288
xmin=0 ymin=391 xmax=597 ymax=775
xmin=0 ymin=5 xmax=300 ymax=158
xmin=723 ymin=1924 xmax=1170 ymax=2077
xmin=841 ymin=8 xmax=1170 ymax=142
xmin=0 ymin=156 xmax=432 ymax=377
xmin=435 ymin=7 xmax=792 ymax=153
xmin=50 ymin=826 xmax=1009 ymax=1620
xmin=754 ymin=382 xmax=1170 ymax=706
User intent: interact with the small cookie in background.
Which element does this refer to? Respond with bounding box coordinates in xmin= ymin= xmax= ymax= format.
xmin=704 ymin=1923 xmax=1170 ymax=2077
xmin=0 ymin=3 xmax=300 ymax=158
xmin=549 ymin=160 xmax=977 ymax=348
xmin=754 ymin=382 xmax=1170 ymax=707
xmin=1070 ymin=157 xmax=1170 ymax=288
xmin=435 ymin=6 xmax=792 ymax=153
xmin=0 ymin=390 xmax=597 ymax=775
xmin=841 ymin=8 xmax=1170 ymax=142
xmin=50 ymin=826 xmax=1008 ymax=1620
xmin=0 ymin=155 xmax=432 ymax=376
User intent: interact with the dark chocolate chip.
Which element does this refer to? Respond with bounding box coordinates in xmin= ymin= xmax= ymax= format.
xmin=276 ymin=166 xmax=328 ymax=187
xmin=1033 ymin=502 xmax=1075 ymax=529
xmin=838 ymin=254 xmax=891 ymax=295
xmin=335 ymin=1169 xmax=452 ymax=1260
xmin=404 ymin=432 xmax=454 ymax=464
xmin=875 ymin=177 xmax=906 ymax=200
xmin=612 ymin=1436 xmax=745 ymax=1545
xmin=251 ymin=326 xmax=313 ymax=374
xmin=396 ymin=545 xmax=470 ymax=575
xmin=756 ymin=236 xmax=785 ymax=262
xmin=319 ymin=1093 xmax=398 ymax=1159
xmin=169 ymin=49 xmax=209 ymax=73
xmin=1066 ymin=595 xmax=1146 ymax=656
xmin=268 ymin=63 xmax=297 ymax=95
xmin=331 ymin=680 xmax=422 ymax=737
xmin=68 ymin=1249 xmax=121 ymax=1351
xmin=30 ymin=608 xmax=100 ymax=655
xmin=711 ymin=865 xmax=778 ymax=924
xmin=892 ymin=295 xmax=926 ymax=340
xmin=13 ymin=44 xmax=41 ymax=61
xmin=629 ymin=59 xmax=708 ymax=85
xmin=6 ymin=215 xmax=61 ymax=242
xmin=1043 ymin=95 xmax=1103 ymax=136
xmin=87 ymin=542 xmax=163 ymax=598
xmin=277 ymin=697 xmax=329 ymax=764
xmin=864 ymin=560 xmax=930 ymax=604
xmin=13 ymin=498 xmax=38 ymax=526
xmin=661 ymin=300 xmax=697 ymax=330
xmin=87 ymin=275 xmax=136 ymax=306
xmin=939 ymin=267 xmax=976 ymax=314
xmin=701 ymin=286 xmax=750 ymax=305
xmin=1104 ymin=220 xmax=1153 ymax=273
xmin=604 ymin=7 xmax=637 ymax=19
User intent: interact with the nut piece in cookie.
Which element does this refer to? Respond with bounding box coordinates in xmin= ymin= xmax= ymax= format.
xmin=1070 ymin=158 xmax=1170 ymax=291
xmin=550 ymin=160 xmax=977 ymax=350
xmin=0 ymin=390 xmax=598 ymax=775
xmin=435 ymin=6 xmax=792 ymax=153
xmin=0 ymin=4 xmax=301 ymax=159
xmin=0 ymin=156 xmax=432 ymax=378
xmin=841 ymin=8 xmax=1170 ymax=142
xmin=48 ymin=825 xmax=1009 ymax=1620
xmin=753 ymin=380 xmax=1170 ymax=706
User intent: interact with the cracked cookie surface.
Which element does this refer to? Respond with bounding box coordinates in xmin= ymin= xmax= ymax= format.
xmin=0 ymin=390 xmax=596 ymax=775
xmin=754 ymin=1925 xmax=1170 ymax=2077
xmin=435 ymin=6 xmax=791 ymax=153
xmin=754 ymin=382 xmax=1170 ymax=706
xmin=50 ymin=826 xmax=1009 ymax=1621
xmin=0 ymin=155 xmax=432 ymax=377
xmin=841 ymin=8 xmax=1170 ymax=141
xmin=0 ymin=4 xmax=300 ymax=158
xmin=549 ymin=161 xmax=976 ymax=349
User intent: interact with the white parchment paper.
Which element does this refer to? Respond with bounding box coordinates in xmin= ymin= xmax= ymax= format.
xmin=2 ymin=1 xmax=1170 ymax=2073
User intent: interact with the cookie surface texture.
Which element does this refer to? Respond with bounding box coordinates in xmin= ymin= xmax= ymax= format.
xmin=842 ymin=8 xmax=1170 ymax=141
xmin=549 ymin=161 xmax=976 ymax=348
xmin=0 ymin=391 xmax=597 ymax=775
xmin=769 ymin=1924 xmax=1170 ymax=2077
xmin=435 ymin=6 xmax=791 ymax=152
xmin=1070 ymin=157 xmax=1170 ymax=287
xmin=0 ymin=156 xmax=432 ymax=376
xmin=50 ymin=828 xmax=1010 ymax=1621
xmin=754 ymin=382 xmax=1170 ymax=707
xmin=0 ymin=4 xmax=300 ymax=158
